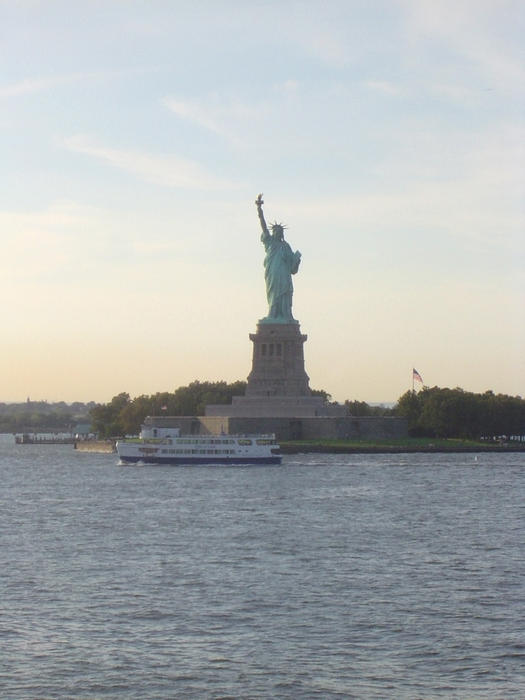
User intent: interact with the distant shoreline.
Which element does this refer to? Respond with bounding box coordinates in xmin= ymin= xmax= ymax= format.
xmin=280 ymin=443 xmax=525 ymax=454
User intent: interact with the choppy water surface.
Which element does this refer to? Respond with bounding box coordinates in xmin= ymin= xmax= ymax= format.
xmin=1 ymin=435 xmax=524 ymax=699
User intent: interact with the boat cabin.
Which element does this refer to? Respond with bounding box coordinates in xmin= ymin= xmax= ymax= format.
xmin=140 ymin=425 xmax=181 ymax=440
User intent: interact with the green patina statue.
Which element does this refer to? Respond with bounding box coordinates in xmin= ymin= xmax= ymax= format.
xmin=255 ymin=193 xmax=301 ymax=324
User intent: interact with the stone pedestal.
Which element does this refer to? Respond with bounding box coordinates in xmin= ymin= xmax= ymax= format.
xmin=205 ymin=321 xmax=331 ymax=418
xmin=246 ymin=322 xmax=311 ymax=397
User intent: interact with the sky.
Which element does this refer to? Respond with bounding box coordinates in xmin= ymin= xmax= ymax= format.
xmin=1 ymin=0 xmax=524 ymax=404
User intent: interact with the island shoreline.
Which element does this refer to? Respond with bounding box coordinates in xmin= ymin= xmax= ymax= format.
xmin=281 ymin=443 xmax=525 ymax=454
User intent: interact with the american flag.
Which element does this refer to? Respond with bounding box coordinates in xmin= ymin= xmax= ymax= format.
xmin=412 ymin=368 xmax=423 ymax=383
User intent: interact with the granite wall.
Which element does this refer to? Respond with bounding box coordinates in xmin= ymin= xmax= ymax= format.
xmin=143 ymin=415 xmax=408 ymax=441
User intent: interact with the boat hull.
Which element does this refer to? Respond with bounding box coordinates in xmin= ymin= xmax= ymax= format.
xmin=118 ymin=454 xmax=281 ymax=466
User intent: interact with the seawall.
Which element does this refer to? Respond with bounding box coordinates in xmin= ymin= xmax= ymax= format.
xmin=142 ymin=415 xmax=408 ymax=442
xmin=74 ymin=440 xmax=116 ymax=453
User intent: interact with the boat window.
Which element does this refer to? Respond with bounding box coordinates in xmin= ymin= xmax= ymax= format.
xmin=237 ymin=438 xmax=253 ymax=446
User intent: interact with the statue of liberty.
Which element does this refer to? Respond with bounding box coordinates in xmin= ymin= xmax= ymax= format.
xmin=255 ymin=193 xmax=301 ymax=324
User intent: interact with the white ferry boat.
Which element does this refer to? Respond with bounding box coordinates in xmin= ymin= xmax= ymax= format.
xmin=116 ymin=424 xmax=281 ymax=466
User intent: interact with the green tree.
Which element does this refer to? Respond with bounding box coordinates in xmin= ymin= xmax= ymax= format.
xmin=395 ymin=386 xmax=525 ymax=439
xmin=395 ymin=390 xmax=425 ymax=434
xmin=89 ymin=382 xmax=250 ymax=437
xmin=90 ymin=392 xmax=130 ymax=437
xmin=311 ymin=388 xmax=332 ymax=402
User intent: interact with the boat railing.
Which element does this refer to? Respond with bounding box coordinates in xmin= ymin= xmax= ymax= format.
xmin=228 ymin=434 xmax=276 ymax=438
xmin=125 ymin=433 xmax=276 ymax=439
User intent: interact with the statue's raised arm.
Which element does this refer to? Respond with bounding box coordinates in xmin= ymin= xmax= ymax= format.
xmin=255 ymin=193 xmax=269 ymax=236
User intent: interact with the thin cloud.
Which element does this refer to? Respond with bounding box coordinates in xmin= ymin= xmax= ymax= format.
xmin=0 ymin=202 xmax=100 ymax=280
xmin=0 ymin=200 xmax=184 ymax=284
xmin=163 ymin=95 xmax=266 ymax=147
xmin=0 ymin=67 xmax=161 ymax=99
xmin=283 ymin=146 xmax=524 ymax=250
xmin=402 ymin=0 xmax=525 ymax=93
xmin=0 ymin=76 xmax=72 ymax=98
xmin=163 ymin=98 xmax=225 ymax=136
xmin=64 ymin=135 xmax=239 ymax=191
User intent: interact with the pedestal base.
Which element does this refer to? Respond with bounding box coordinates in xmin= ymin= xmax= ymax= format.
xmin=245 ymin=322 xmax=311 ymax=398
xmin=205 ymin=395 xmax=327 ymax=418
xmin=205 ymin=320 xmax=337 ymax=418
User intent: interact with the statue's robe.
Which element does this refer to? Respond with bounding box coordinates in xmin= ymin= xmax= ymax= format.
xmin=261 ymin=230 xmax=301 ymax=322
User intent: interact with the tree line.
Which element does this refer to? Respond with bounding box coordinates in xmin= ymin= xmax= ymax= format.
xmin=0 ymin=400 xmax=96 ymax=433
xmin=395 ymin=386 xmax=525 ymax=439
xmin=89 ymin=381 xmax=249 ymax=437
xmin=6 ymin=383 xmax=522 ymax=439
xmin=88 ymin=382 xmax=525 ymax=439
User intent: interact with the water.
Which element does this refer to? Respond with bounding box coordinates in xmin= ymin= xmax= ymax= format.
xmin=1 ymin=435 xmax=524 ymax=699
